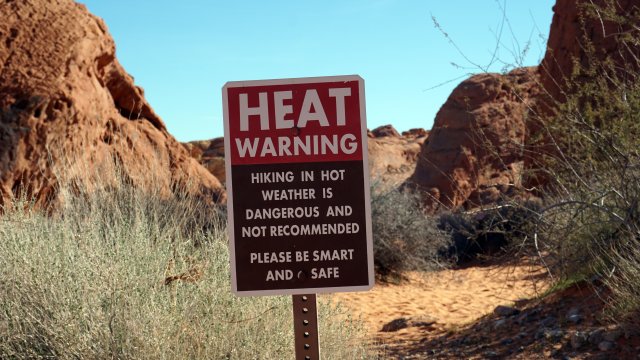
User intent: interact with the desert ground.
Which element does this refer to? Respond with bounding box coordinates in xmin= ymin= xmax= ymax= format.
xmin=328 ymin=260 xmax=639 ymax=359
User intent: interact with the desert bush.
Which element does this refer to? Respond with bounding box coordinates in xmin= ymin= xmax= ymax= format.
xmin=370 ymin=182 xmax=449 ymax=279
xmin=0 ymin=182 xmax=372 ymax=359
xmin=525 ymin=1 xmax=640 ymax=320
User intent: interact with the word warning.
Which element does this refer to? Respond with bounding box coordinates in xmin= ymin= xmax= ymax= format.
xmin=223 ymin=75 xmax=374 ymax=296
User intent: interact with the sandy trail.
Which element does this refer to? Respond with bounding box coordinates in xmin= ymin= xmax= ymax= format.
xmin=324 ymin=262 xmax=549 ymax=351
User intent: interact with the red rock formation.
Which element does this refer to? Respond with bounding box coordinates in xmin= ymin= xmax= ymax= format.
xmin=183 ymin=138 xmax=226 ymax=185
xmin=184 ymin=129 xmax=429 ymax=189
xmin=368 ymin=129 xmax=428 ymax=188
xmin=539 ymin=0 xmax=640 ymax=101
xmin=0 ymin=0 xmax=224 ymax=207
xmin=407 ymin=0 xmax=640 ymax=211
xmin=402 ymin=128 xmax=429 ymax=138
xmin=371 ymin=124 xmax=401 ymax=138
xmin=524 ymin=0 xmax=640 ymax=188
xmin=406 ymin=68 xmax=540 ymax=211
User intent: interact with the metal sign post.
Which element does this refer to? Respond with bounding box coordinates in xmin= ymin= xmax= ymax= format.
xmin=292 ymin=294 xmax=320 ymax=360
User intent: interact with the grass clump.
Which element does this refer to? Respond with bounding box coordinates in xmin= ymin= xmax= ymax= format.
xmin=0 ymin=182 xmax=372 ymax=359
xmin=370 ymin=182 xmax=449 ymax=280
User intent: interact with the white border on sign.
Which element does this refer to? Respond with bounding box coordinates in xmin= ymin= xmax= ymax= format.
xmin=222 ymin=75 xmax=374 ymax=297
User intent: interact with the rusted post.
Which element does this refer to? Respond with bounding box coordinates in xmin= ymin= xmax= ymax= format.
xmin=292 ymin=294 xmax=320 ymax=359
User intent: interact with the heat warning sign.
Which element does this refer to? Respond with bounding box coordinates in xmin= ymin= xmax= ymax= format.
xmin=223 ymin=75 xmax=374 ymax=296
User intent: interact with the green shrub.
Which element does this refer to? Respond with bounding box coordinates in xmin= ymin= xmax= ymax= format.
xmin=0 ymin=183 xmax=372 ymax=359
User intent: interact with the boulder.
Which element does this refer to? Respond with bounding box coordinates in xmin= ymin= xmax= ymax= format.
xmin=368 ymin=129 xmax=428 ymax=188
xmin=402 ymin=128 xmax=429 ymax=138
xmin=371 ymin=124 xmax=401 ymax=138
xmin=0 ymin=0 xmax=225 ymax=208
xmin=183 ymin=137 xmax=226 ymax=185
xmin=406 ymin=67 xmax=540 ymax=210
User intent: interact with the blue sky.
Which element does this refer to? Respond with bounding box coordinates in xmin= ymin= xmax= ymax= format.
xmin=80 ymin=1 xmax=554 ymax=142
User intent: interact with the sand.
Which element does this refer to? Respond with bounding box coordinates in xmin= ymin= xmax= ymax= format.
xmin=324 ymin=262 xmax=549 ymax=351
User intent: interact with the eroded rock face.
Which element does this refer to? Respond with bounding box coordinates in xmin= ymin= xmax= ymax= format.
xmin=539 ymin=0 xmax=640 ymax=100
xmin=183 ymin=138 xmax=226 ymax=185
xmin=406 ymin=68 xmax=540 ymax=211
xmin=370 ymin=124 xmax=401 ymax=138
xmin=184 ymin=128 xmax=429 ymax=189
xmin=368 ymin=127 xmax=428 ymax=188
xmin=525 ymin=0 xmax=640 ymax=188
xmin=0 ymin=0 xmax=224 ymax=207
xmin=406 ymin=0 xmax=640 ymax=211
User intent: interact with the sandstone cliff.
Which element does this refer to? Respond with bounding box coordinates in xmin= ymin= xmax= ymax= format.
xmin=406 ymin=0 xmax=640 ymax=211
xmin=0 ymin=0 xmax=225 ymax=207
xmin=367 ymin=126 xmax=428 ymax=188
xmin=184 ymin=125 xmax=429 ymax=189
xmin=183 ymin=138 xmax=226 ymax=185
xmin=406 ymin=68 xmax=540 ymax=210
xmin=539 ymin=0 xmax=640 ymax=101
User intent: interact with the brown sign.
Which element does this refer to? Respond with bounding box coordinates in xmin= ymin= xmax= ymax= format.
xmin=222 ymin=75 xmax=373 ymax=296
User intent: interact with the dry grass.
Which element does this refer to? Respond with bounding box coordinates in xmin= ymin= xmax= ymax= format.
xmin=0 ymin=178 xmax=373 ymax=359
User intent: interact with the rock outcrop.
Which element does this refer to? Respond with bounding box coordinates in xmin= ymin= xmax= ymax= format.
xmin=0 ymin=0 xmax=224 ymax=207
xmin=185 ymin=125 xmax=429 ymax=189
xmin=370 ymin=124 xmax=401 ymax=138
xmin=368 ymin=125 xmax=428 ymax=188
xmin=406 ymin=0 xmax=640 ymax=211
xmin=183 ymin=138 xmax=226 ymax=185
xmin=539 ymin=0 xmax=640 ymax=101
xmin=526 ymin=0 xmax=640 ymax=189
xmin=406 ymin=68 xmax=540 ymax=210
